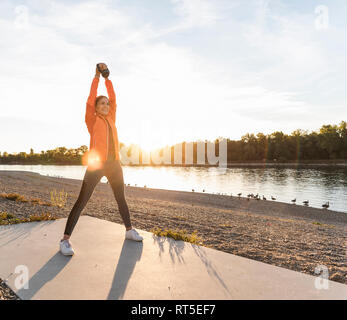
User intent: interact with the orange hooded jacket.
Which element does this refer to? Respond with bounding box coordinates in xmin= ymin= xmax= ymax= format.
xmin=82 ymin=76 xmax=120 ymax=167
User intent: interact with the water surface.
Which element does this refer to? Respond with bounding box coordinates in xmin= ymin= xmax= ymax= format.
xmin=0 ymin=164 xmax=346 ymax=213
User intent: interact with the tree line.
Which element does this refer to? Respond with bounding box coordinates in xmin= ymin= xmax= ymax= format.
xmin=224 ymin=121 xmax=347 ymax=162
xmin=0 ymin=121 xmax=346 ymax=164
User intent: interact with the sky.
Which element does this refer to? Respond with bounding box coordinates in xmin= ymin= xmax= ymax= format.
xmin=0 ymin=0 xmax=346 ymax=154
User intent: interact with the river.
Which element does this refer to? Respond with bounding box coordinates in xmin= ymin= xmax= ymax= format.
xmin=0 ymin=164 xmax=346 ymax=213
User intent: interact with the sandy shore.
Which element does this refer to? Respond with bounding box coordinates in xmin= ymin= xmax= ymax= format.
xmin=0 ymin=170 xmax=346 ymax=294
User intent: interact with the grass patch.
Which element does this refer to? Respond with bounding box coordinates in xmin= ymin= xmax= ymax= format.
xmin=0 ymin=211 xmax=57 ymax=225
xmin=0 ymin=193 xmax=28 ymax=202
xmin=28 ymin=213 xmax=57 ymax=221
xmin=150 ymin=226 xmax=204 ymax=245
xmin=30 ymin=198 xmax=52 ymax=206
xmin=50 ymin=189 xmax=68 ymax=208
xmin=0 ymin=193 xmax=52 ymax=207
xmin=312 ymin=221 xmax=335 ymax=228
xmin=312 ymin=221 xmax=323 ymax=226
xmin=219 ymin=223 xmax=232 ymax=228
xmin=0 ymin=212 xmax=15 ymax=220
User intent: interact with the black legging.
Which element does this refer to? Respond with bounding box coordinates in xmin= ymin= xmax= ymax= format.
xmin=64 ymin=159 xmax=131 ymax=236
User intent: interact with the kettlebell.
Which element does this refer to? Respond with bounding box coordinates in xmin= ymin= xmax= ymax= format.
xmin=97 ymin=63 xmax=110 ymax=78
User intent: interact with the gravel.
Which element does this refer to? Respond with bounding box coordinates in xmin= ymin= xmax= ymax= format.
xmin=0 ymin=169 xmax=346 ymax=300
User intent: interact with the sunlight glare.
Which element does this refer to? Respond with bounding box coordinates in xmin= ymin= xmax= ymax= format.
xmin=82 ymin=149 xmax=103 ymax=170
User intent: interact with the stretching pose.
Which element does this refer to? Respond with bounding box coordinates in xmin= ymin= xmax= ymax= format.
xmin=60 ymin=63 xmax=143 ymax=256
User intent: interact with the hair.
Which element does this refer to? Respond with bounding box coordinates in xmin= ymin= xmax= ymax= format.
xmin=95 ymin=95 xmax=109 ymax=110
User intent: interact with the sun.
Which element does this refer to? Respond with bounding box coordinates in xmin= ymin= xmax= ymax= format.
xmin=138 ymin=141 xmax=162 ymax=154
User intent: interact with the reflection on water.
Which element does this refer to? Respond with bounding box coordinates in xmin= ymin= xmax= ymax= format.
xmin=0 ymin=164 xmax=346 ymax=213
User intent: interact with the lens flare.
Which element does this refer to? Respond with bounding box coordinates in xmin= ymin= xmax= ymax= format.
xmin=82 ymin=149 xmax=103 ymax=170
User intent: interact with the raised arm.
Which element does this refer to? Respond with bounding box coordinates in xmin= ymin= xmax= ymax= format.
xmin=105 ymin=78 xmax=117 ymax=123
xmin=85 ymin=74 xmax=100 ymax=134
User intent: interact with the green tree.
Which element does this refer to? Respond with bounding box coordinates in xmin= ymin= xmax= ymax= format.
xmin=319 ymin=124 xmax=342 ymax=159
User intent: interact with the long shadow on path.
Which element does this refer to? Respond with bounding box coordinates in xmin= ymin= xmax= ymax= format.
xmin=16 ymin=252 xmax=71 ymax=300
xmin=107 ymin=240 xmax=143 ymax=300
xmin=151 ymin=235 xmax=231 ymax=296
xmin=0 ymin=221 xmax=55 ymax=249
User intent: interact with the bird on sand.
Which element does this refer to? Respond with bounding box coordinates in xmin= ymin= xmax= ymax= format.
xmin=322 ymin=201 xmax=329 ymax=209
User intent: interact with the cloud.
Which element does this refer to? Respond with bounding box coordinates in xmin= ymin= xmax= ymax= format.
xmin=0 ymin=0 xmax=346 ymax=153
xmin=0 ymin=116 xmax=83 ymax=153
xmin=171 ymin=0 xmax=221 ymax=28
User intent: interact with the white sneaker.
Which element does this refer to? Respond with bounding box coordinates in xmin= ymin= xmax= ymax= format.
xmin=125 ymin=228 xmax=143 ymax=241
xmin=60 ymin=239 xmax=75 ymax=256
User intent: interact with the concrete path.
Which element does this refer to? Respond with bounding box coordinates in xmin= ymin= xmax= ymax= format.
xmin=0 ymin=216 xmax=346 ymax=300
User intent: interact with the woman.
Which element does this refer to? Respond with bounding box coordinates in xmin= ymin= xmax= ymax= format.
xmin=60 ymin=63 xmax=143 ymax=256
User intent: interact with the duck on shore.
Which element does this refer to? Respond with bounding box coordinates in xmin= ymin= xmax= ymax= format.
xmin=291 ymin=198 xmax=296 ymax=204
xmin=303 ymin=200 xmax=309 ymax=206
xmin=271 ymin=196 xmax=276 ymax=200
xmin=322 ymin=201 xmax=330 ymax=209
